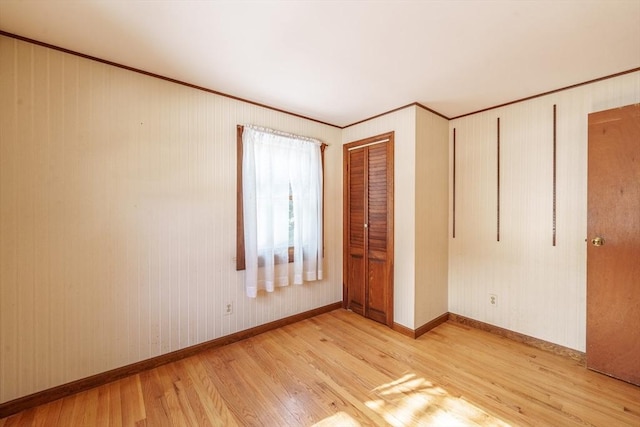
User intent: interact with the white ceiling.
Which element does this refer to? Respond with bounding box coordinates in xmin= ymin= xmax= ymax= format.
xmin=1 ymin=1 xmax=639 ymax=127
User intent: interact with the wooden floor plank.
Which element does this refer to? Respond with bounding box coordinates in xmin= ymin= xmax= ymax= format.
xmin=222 ymin=342 xmax=310 ymax=426
xmin=260 ymin=331 xmax=382 ymax=425
xmin=180 ymin=355 xmax=241 ymax=427
xmin=318 ymin=313 xmax=529 ymax=424
xmin=155 ymin=364 xmax=193 ymax=427
xmin=2 ymin=309 xmax=639 ymax=426
xmin=80 ymin=386 xmax=100 ymax=426
xmin=139 ymin=369 xmax=171 ymax=427
xmin=238 ymin=334 xmax=332 ymax=424
xmin=201 ymin=346 xmax=292 ymax=427
xmin=119 ymin=375 xmax=145 ymax=426
xmin=106 ymin=380 xmax=123 ymax=427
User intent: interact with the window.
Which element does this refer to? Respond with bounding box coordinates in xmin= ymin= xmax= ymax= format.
xmin=236 ymin=125 xmax=325 ymax=297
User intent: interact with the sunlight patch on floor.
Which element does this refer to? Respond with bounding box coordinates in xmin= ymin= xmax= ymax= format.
xmin=311 ymin=411 xmax=362 ymax=426
xmin=366 ymin=373 xmax=512 ymax=426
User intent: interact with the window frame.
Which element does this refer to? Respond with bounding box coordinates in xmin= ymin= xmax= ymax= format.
xmin=236 ymin=125 xmax=325 ymax=271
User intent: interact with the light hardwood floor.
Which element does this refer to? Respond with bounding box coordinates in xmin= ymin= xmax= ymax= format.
xmin=1 ymin=309 xmax=639 ymax=426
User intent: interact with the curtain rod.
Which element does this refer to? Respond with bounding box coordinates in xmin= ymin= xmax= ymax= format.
xmin=239 ymin=124 xmax=328 ymax=149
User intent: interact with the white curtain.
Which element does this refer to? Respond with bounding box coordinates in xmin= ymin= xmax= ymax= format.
xmin=242 ymin=126 xmax=323 ymax=298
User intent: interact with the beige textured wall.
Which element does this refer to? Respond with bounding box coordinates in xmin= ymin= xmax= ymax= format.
xmin=0 ymin=35 xmax=343 ymax=403
xmin=414 ymin=108 xmax=449 ymax=328
xmin=448 ymin=71 xmax=640 ymax=351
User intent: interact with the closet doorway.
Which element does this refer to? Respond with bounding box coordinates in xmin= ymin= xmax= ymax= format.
xmin=343 ymin=132 xmax=394 ymax=327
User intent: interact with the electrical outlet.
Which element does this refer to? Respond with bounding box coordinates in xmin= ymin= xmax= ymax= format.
xmin=225 ymin=302 xmax=233 ymax=315
xmin=489 ymin=294 xmax=497 ymax=307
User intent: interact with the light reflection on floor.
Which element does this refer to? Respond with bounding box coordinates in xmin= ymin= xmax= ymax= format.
xmin=369 ymin=373 xmax=512 ymax=426
xmin=312 ymin=373 xmax=512 ymax=426
xmin=311 ymin=411 xmax=362 ymax=426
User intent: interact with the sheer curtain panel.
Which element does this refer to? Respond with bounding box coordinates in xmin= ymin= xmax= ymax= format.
xmin=242 ymin=126 xmax=323 ymax=298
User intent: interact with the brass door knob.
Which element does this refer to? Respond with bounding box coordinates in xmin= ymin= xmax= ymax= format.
xmin=591 ymin=237 xmax=605 ymax=246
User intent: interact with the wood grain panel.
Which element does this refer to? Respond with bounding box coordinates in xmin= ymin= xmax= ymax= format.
xmin=346 ymin=147 xmax=366 ymax=314
xmin=348 ymin=150 xmax=365 ymax=249
xmin=367 ymin=144 xmax=388 ymax=253
xmin=347 ymin=253 xmax=365 ymax=316
xmin=366 ymin=259 xmax=388 ymax=324
xmin=587 ymin=103 xmax=640 ymax=385
xmin=344 ymin=133 xmax=394 ymax=327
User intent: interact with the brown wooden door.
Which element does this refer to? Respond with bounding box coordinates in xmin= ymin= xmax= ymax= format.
xmin=343 ymin=132 xmax=394 ymax=327
xmin=587 ymin=103 xmax=640 ymax=386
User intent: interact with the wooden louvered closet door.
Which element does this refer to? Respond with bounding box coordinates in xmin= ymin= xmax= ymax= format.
xmin=343 ymin=132 xmax=394 ymax=327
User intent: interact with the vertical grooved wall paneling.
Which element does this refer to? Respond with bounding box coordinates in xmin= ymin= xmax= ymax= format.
xmin=0 ymin=35 xmax=342 ymax=404
xmin=449 ymin=71 xmax=640 ymax=351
